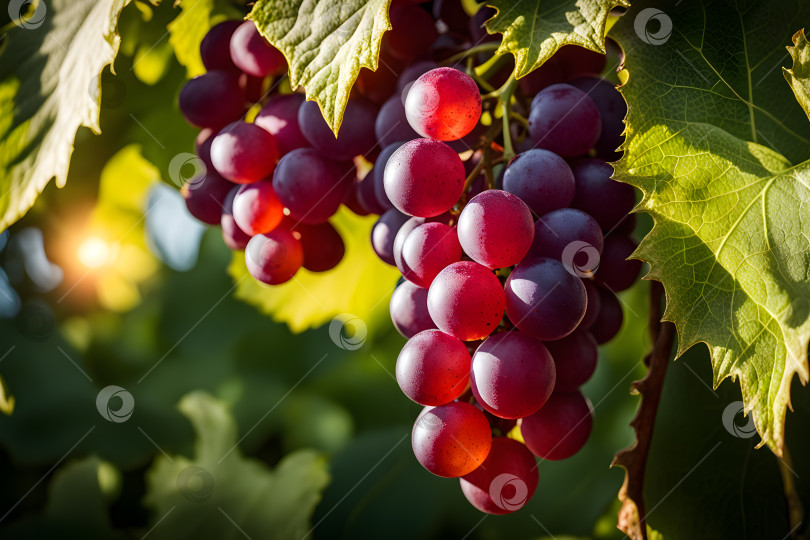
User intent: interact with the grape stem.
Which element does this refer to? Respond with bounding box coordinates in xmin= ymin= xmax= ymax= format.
xmin=498 ymin=75 xmax=518 ymax=162
xmin=612 ymin=281 xmax=675 ymax=540
xmin=442 ymin=42 xmax=501 ymax=66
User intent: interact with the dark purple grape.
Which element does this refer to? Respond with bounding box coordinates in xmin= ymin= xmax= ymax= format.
xmin=529 ymin=209 xmax=604 ymax=273
xmin=221 ymin=187 xmax=253 ymax=250
xmin=502 ymin=149 xmax=575 ymax=216
xmin=375 ymin=96 xmax=418 ymax=148
xmin=298 ymin=99 xmax=379 ymax=161
xmin=544 ymin=330 xmax=598 ymax=391
xmin=272 ymin=148 xmax=349 ymax=224
xmin=569 ymin=76 xmax=627 ymax=159
xmin=590 ymin=285 xmax=623 ymax=344
xmin=200 ymin=21 xmax=241 ymax=72
xmin=288 ymin=220 xmax=345 ymax=272
xmin=397 ymin=60 xmax=440 ymax=94
xmin=521 ymin=391 xmax=593 ymax=460
xmin=254 ymin=93 xmax=309 ymax=155
xmin=596 ymin=235 xmax=642 ymax=292
xmin=371 ymin=208 xmax=411 ymax=265
xmin=386 ymin=5 xmax=438 ymax=62
xmin=504 ymin=257 xmax=587 ymax=341
xmin=390 ymin=280 xmax=437 ymax=338
xmin=433 ymin=0 xmax=469 ymax=37
xmin=569 ymin=158 xmax=636 ymax=231
xmin=468 ymin=5 xmax=496 ymax=43
xmin=580 ymin=279 xmax=601 ymax=330
xmin=195 ymin=128 xmax=215 ymax=170
xmin=470 ymin=330 xmax=556 ymax=419
xmin=183 ymin=170 xmax=233 ymax=226
xmin=178 ymin=71 xmax=245 ymax=129
xmin=373 ymin=142 xmax=407 ymax=210
xmin=555 ymin=45 xmax=607 ymax=80
xmin=528 ymin=83 xmax=601 ymax=158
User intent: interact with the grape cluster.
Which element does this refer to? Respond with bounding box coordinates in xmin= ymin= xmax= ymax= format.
xmin=368 ymin=5 xmax=638 ymax=515
xmin=178 ymin=3 xmax=640 ymax=515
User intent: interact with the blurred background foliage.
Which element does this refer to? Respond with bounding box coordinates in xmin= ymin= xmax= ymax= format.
xmin=0 ymin=1 xmax=808 ymax=539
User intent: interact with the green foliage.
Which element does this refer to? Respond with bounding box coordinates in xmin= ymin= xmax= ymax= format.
xmin=612 ymin=0 xmax=810 ymax=454
xmin=484 ymin=0 xmax=629 ymax=78
xmin=168 ymin=0 xmax=243 ymax=78
xmin=785 ymin=29 xmax=810 ymax=122
xmin=0 ymin=0 xmax=131 ymax=231
xmin=228 ymin=208 xmax=400 ymax=333
xmin=248 ymin=0 xmax=392 ymax=134
xmin=144 ymin=393 xmax=330 ymax=540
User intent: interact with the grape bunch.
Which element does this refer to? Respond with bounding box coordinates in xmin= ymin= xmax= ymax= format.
xmin=178 ymin=3 xmax=639 ymax=515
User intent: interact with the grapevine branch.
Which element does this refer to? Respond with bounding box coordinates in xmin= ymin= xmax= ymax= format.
xmin=612 ymin=280 xmax=675 ymax=540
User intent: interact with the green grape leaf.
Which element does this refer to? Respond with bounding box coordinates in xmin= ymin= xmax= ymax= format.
xmin=612 ymin=0 xmax=810 ymax=455
xmin=785 ymin=29 xmax=810 ymax=122
xmin=484 ymin=0 xmax=629 ymax=79
xmin=0 ymin=0 xmax=131 ymax=231
xmin=167 ymin=0 xmax=242 ymax=78
xmin=228 ymin=208 xmax=400 ymax=333
xmin=144 ymin=392 xmax=330 ymax=540
xmin=248 ymin=0 xmax=391 ymax=134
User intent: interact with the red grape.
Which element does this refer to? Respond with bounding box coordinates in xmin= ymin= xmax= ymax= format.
xmin=396 ymin=329 xmax=471 ymax=405
xmin=400 ymin=222 xmax=462 ymax=287
xmin=229 ymin=21 xmax=286 ymax=77
xmin=405 ymin=68 xmax=482 ymax=141
xmin=390 ymin=280 xmax=437 ymax=338
xmin=460 ymin=437 xmax=538 ymax=514
xmin=210 ymin=121 xmax=279 ymax=184
xmin=232 ymin=180 xmax=284 ymax=236
xmin=254 ymin=93 xmax=309 ymax=156
xmin=244 ymin=228 xmax=303 ymax=285
xmin=521 ymin=391 xmax=593 ymax=460
xmin=544 ymin=330 xmax=598 ymax=391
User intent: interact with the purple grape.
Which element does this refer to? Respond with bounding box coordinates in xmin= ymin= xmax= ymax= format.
xmin=596 ymin=235 xmax=642 ymax=292
xmin=529 ymin=209 xmax=604 ymax=273
xmin=178 ymin=71 xmax=244 ymax=129
xmin=298 ymin=98 xmax=379 ymax=161
xmin=210 ymin=121 xmax=279 ymax=184
xmin=390 ymin=280 xmax=437 ymax=338
xmin=544 ymin=330 xmax=598 ymax=391
xmin=504 ymin=257 xmax=587 ymax=341
xmin=502 ymin=149 xmax=575 ymax=215
xmin=528 ymin=83 xmax=601 ymax=158
xmin=272 ymin=148 xmax=349 ymax=224
xmin=386 ymin=5 xmax=438 ymax=62
xmin=375 ymin=96 xmax=419 ymax=148
xmin=397 ymin=61 xmax=440 ymax=94
xmin=457 ymin=190 xmax=534 ymax=269
xmin=569 ymin=76 xmax=627 ymax=159
xmin=221 ymin=187 xmax=253 ymax=250
xmin=195 ymin=128 xmax=215 ymax=170
xmin=183 ymin=170 xmax=233 ymax=226
xmin=229 ymin=21 xmax=286 ymax=77
xmin=521 ymin=391 xmax=593 ymax=460
xmin=569 ymin=158 xmax=636 ymax=231
xmin=373 ymin=142 xmax=407 ymax=210
xmin=254 ymin=93 xmax=309 ymax=155
xmin=200 ymin=21 xmax=241 ymax=72
xmin=383 ymin=138 xmax=465 ymax=217
xmin=289 ymin=220 xmax=345 ymax=272
xmin=470 ymin=330 xmax=556 ymax=419
xmin=580 ymin=279 xmax=601 ymax=330
xmin=590 ymin=285 xmax=623 ymax=344
xmin=371 ymin=208 xmax=411 ymax=265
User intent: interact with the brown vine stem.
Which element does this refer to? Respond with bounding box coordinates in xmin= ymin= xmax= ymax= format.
xmin=612 ymin=280 xmax=675 ymax=540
